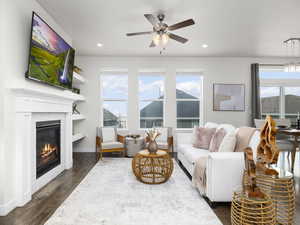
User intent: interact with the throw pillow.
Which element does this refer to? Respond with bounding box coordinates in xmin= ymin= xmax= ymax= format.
xmin=102 ymin=128 xmax=116 ymax=143
xmin=192 ymin=127 xmax=216 ymax=149
xmin=234 ymin=127 xmax=257 ymax=152
xmin=209 ymin=128 xmax=226 ymax=152
xmin=218 ymin=131 xmax=237 ymax=152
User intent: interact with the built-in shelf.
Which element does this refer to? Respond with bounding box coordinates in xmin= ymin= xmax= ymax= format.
xmin=72 ymin=114 xmax=86 ymax=121
xmin=72 ymin=133 xmax=85 ymax=142
xmin=73 ymin=72 xmax=85 ymax=85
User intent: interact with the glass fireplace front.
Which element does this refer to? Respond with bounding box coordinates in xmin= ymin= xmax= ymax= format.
xmin=36 ymin=120 xmax=61 ymax=178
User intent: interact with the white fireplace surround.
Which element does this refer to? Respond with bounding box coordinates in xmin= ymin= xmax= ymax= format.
xmin=6 ymin=88 xmax=80 ymax=214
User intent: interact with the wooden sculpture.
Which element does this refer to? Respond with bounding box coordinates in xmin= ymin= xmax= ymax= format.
xmin=243 ymin=147 xmax=265 ymax=199
xmin=256 ymin=115 xmax=279 ymax=176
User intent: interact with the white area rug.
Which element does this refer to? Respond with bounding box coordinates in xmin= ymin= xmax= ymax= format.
xmin=45 ymin=158 xmax=222 ymax=225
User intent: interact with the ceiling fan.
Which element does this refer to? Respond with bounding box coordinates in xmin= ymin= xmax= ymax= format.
xmin=126 ymin=14 xmax=195 ymax=48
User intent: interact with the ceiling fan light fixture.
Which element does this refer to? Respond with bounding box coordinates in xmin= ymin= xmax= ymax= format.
xmin=153 ymin=33 xmax=161 ymax=46
xmin=161 ymin=33 xmax=169 ymax=46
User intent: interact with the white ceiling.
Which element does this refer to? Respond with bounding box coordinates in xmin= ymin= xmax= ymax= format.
xmin=38 ymin=0 xmax=300 ymax=57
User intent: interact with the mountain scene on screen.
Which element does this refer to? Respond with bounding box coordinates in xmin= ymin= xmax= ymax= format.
xmin=27 ymin=13 xmax=74 ymax=89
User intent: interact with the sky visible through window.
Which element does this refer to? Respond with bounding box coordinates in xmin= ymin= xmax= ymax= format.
xmin=176 ymin=75 xmax=201 ymax=98
xmin=260 ymin=71 xmax=300 ymax=96
xmin=101 ymin=74 xmax=201 ymax=118
xmin=101 ymin=75 xmax=128 ymax=117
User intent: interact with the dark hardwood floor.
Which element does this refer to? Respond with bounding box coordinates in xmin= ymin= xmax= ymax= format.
xmin=0 ymin=152 xmax=299 ymax=225
xmin=0 ymin=153 xmax=97 ymax=225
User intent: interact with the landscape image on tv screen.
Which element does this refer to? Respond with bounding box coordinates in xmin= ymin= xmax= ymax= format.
xmin=26 ymin=12 xmax=75 ymax=89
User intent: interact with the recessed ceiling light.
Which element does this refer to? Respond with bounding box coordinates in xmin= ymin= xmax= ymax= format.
xmin=202 ymin=44 xmax=208 ymax=48
xmin=97 ymin=43 xmax=103 ymax=47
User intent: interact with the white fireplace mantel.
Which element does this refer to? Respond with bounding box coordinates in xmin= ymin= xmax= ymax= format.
xmin=9 ymin=87 xmax=77 ymax=213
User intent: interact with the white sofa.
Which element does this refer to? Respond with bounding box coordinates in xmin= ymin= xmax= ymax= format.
xmin=177 ymin=122 xmax=260 ymax=204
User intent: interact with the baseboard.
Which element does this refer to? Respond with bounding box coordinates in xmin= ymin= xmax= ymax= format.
xmin=0 ymin=199 xmax=16 ymax=216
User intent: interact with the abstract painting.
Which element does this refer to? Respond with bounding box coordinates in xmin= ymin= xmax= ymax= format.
xmin=213 ymin=84 xmax=245 ymax=111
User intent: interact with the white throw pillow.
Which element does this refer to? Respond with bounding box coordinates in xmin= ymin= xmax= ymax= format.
xmin=248 ymin=130 xmax=260 ymax=162
xmin=102 ymin=128 xmax=116 ymax=143
xmin=218 ymin=131 xmax=237 ymax=152
xmin=217 ymin=124 xmax=236 ymax=133
xmin=156 ymin=128 xmax=168 ymax=143
xmin=204 ymin=122 xmax=218 ymax=129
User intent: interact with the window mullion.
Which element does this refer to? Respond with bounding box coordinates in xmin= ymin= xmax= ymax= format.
xmin=280 ymin=86 xmax=285 ymax=119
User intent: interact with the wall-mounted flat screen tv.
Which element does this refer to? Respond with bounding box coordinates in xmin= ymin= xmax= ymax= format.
xmin=26 ymin=12 xmax=75 ymax=90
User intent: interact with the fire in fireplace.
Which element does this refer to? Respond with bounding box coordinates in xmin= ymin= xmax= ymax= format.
xmin=36 ymin=120 xmax=61 ymax=178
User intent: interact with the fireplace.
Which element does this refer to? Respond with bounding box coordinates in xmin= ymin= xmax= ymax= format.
xmin=36 ymin=120 xmax=61 ymax=178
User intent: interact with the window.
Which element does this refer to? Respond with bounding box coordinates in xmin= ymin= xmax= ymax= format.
xmin=100 ymin=73 xmax=128 ymax=128
xmin=284 ymin=87 xmax=300 ymax=123
xmin=176 ymin=74 xmax=202 ymax=128
xmin=260 ymin=86 xmax=280 ymax=118
xmin=139 ymin=74 xmax=164 ymax=128
xmin=260 ymin=68 xmax=300 ymax=125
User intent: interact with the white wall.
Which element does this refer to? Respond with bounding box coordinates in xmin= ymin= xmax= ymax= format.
xmin=0 ymin=0 xmax=72 ymax=215
xmin=74 ymin=56 xmax=294 ymax=153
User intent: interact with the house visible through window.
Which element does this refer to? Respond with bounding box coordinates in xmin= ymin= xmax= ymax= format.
xmin=176 ymin=74 xmax=202 ymax=128
xmin=139 ymin=74 xmax=164 ymax=128
xmin=259 ymin=69 xmax=300 ymax=125
xmin=100 ymin=73 xmax=128 ymax=128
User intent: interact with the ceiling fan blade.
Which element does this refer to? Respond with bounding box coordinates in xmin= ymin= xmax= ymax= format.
xmin=168 ymin=33 xmax=188 ymax=44
xmin=144 ymin=14 xmax=158 ymax=26
xmin=168 ymin=19 xmax=195 ymax=31
xmin=126 ymin=31 xmax=153 ymax=36
xmin=149 ymin=41 xmax=156 ymax=48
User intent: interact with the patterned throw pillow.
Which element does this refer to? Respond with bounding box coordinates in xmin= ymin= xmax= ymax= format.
xmin=192 ymin=127 xmax=216 ymax=149
xmin=209 ymin=128 xmax=227 ymax=152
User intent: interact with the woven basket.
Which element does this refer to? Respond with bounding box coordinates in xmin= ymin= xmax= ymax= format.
xmin=243 ymin=170 xmax=295 ymax=225
xmin=231 ymin=191 xmax=276 ymax=225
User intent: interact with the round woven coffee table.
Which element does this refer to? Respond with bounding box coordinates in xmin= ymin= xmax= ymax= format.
xmin=132 ymin=149 xmax=173 ymax=184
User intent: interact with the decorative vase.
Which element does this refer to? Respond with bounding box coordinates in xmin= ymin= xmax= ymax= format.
xmin=147 ymin=140 xmax=158 ymax=154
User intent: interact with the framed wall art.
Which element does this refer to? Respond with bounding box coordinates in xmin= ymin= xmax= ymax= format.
xmin=213 ymin=83 xmax=245 ymax=111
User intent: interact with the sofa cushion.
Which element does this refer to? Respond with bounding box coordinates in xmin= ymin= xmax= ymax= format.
xmin=102 ymin=142 xmax=123 ymax=149
xmin=177 ymin=144 xmax=209 ymax=164
xmin=217 ymin=124 xmax=236 ymax=133
xmin=209 ymin=128 xmax=226 ymax=152
xmin=218 ymin=131 xmax=237 ymax=152
xmin=248 ymin=130 xmax=260 ymax=161
xmin=192 ymin=127 xmax=216 ymax=149
xmin=102 ymin=128 xmax=116 ymax=143
xmin=204 ymin=122 xmax=219 ymax=129
xmin=234 ymin=127 xmax=257 ymax=152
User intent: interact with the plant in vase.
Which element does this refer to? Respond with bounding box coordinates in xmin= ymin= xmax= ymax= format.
xmin=146 ymin=129 xmax=160 ymax=154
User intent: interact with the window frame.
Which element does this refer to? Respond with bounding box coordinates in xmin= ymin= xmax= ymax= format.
xmin=175 ymin=74 xmax=203 ymax=131
xmin=138 ymin=73 xmax=165 ymax=129
xmin=100 ymin=72 xmax=128 ymax=129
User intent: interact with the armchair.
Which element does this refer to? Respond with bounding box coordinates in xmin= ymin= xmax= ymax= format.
xmin=96 ymin=127 xmax=126 ymax=160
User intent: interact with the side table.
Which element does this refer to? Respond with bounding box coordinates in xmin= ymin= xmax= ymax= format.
xmin=231 ymin=191 xmax=276 ymax=225
xmin=132 ymin=150 xmax=173 ymax=184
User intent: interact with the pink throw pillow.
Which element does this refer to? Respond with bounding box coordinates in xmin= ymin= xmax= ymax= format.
xmin=209 ymin=128 xmax=226 ymax=152
xmin=192 ymin=127 xmax=216 ymax=149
